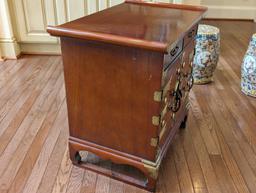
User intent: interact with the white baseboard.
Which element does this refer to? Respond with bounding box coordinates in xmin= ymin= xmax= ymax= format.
xmin=20 ymin=43 xmax=61 ymax=55
xmin=0 ymin=37 xmax=21 ymax=59
xmin=205 ymin=5 xmax=256 ymax=21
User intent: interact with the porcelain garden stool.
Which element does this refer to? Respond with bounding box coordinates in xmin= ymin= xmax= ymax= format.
xmin=193 ymin=24 xmax=220 ymax=84
xmin=241 ymin=33 xmax=256 ymax=97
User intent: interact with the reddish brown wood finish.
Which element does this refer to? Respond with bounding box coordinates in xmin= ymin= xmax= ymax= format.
xmin=47 ymin=1 xmax=206 ymax=191
xmin=47 ymin=1 xmax=207 ymax=53
xmin=61 ymin=37 xmax=162 ymax=161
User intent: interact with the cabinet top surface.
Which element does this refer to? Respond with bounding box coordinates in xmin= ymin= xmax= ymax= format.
xmin=47 ymin=1 xmax=207 ymax=52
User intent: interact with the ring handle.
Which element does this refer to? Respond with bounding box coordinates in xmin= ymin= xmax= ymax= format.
xmin=168 ymin=81 xmax=182 ymax=113
xmin=170 ymin=94 xmax=181 ymax=113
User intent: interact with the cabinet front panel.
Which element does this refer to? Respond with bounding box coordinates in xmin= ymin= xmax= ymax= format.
xmin=158 ymin=38 xmax=195 ymax=148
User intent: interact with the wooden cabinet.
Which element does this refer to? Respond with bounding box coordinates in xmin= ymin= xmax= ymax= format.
xmin=47 ymin=1 xmax=206 ymax=191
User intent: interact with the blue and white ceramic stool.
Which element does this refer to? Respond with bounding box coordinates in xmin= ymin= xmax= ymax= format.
xmin=241 ymin=33 xmax=256 ymax=97
xmin=193 ymin=24 xmax=220 ymax=84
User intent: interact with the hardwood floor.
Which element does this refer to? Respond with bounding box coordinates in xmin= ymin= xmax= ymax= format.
xmin=0 ymin=20 xmax=256 ymax=193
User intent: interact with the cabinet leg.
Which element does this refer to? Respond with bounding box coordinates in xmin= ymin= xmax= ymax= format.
xmin=69 ymin=142 xmax=81 ymax=164
xmin=180 ymin=115 xmax=188 ymax=129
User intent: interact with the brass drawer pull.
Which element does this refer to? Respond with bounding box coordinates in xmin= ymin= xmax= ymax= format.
xmin=188 ymin=29 xmax=195 ymax=38
xmin=170 ymin=46 xmax=179 ymax=56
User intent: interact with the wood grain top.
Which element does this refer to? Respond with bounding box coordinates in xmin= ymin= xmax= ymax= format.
xmin=47 ymin=1 xmax=207 ymax=52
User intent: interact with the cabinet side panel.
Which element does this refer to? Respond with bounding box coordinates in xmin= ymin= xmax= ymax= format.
xmin=61 ymin=37 xmax=163 ymax=161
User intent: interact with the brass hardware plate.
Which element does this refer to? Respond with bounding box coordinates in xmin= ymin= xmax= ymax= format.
xmin=161 ymin=120 xmax=166 ymax=127
xmin=143 ymin=164 xmax=159 ymax=180
xmin=186 ymin=101 xmax=190 ymax=110
xmin=150 ymin=137 xmax=158 ymax=147
xmin=159 ymin=122 xmax=167 ymax=140
xmin=181 ymin=51 xmax=186 ymax=63
xmin=163 ymin=78 xmax=171 ymax=97
xmin=164 ymin=96 xmax=168 ymax=104
xmin=142 ymin=156 xmax=162 ymax=180
xmin=172 ymin=113 xmax=176 ymax=120
xmin=189 ymin=50 xmax=194 ymax=62
xmin=166 ymin=40 xmax=178 ymax=54
xmin=161 ymin=105 xmax=168 ymax=118
xmin=154 ymin=91 xmax=162 ymax=102
xmin=152 ymin=116 xmax=160 ymax=126
xmin=175 ymin=80 xmax=180 ymax=92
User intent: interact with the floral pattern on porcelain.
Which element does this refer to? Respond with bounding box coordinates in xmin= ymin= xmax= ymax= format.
xmin=193 ymin=24 xmax=220 ymax=84
xmin=241 ymin=34 xmax=256 ymax=97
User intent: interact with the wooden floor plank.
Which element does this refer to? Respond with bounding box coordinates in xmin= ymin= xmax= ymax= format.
xmin=36 ymin=107 xmax=68 ymax=193
xmin=0 ymin=56 xmax=46 ymax=109
xmin=188 ymin=112 xmax=222 ymax=193
xmin=79 ymin=170 xmax=98 ymax=193
xmin=158 ymin=147 xmax=181 ymax=193
xmin=94 ymin=175 xmax=111 ymax=193
xmin=181 ymin=126 xmax=209 ymax=193
xmin=199 ymin=86 xmax=256 ymax=193
xmin=0 ymin=60 xmax=22 ymax=88
xmin=0 ymin=60 xmax=63 ymax=191
xmin=0 ymin=57 xmax=47 ymax=135
xmin=6 ymin=94 xmax=65 ymax=193
xmin=51 ymin=149 xmax=73 ymax=193
xmin=173 ymin=138 xmax=195 ymax=193
xmin=209 ymin=155 xmax=238 ymax=193
xmin=108 ymin=179 xmax=124 ymax=193
xmin=0 ymin=57 xmax=60 ymax=153
xmin=0 ymin=66 xmax=62 ymax=171
xmin=65 ymin=166 xmax=84 ymax=193
xmin=21 ymin=103 xmax=68 ymax=193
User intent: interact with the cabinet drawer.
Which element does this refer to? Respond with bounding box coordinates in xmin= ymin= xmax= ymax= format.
xmin=179 ymin=42 xmax=195 ymax=94
xmin=163 ymin=39 xmax=183 ymax=69
xmin=184 ymin=24 xmax=198 ymax=47
xmin=158 ymin=57 xmax=183 ymax=144
xmin=162 ymin=56 xmax=182 ymax=87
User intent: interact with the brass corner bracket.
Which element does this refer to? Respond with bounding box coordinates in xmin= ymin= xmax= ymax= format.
xmin=142 ymin=156 xmax=161 ymax=180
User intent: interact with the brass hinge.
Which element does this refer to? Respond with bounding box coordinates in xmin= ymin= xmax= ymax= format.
xmin=159 ymin=122 xmax=167 ymax=141
xmin=166 ymin=40 xmax=179 ymax=54
xmin=154 ymin=91 xmax=162 ymax=102
xmin=143 ymin=164 xmax=159 ymax=180
xmin=152 ymin=116 xmax=160 ymax=126
xmin=172 ymin=113 xmax=176 ymax=120
xmin=150 ymin=137 xmax=158 ymax=147
xmin=184 ymin=92 xmax=190 ymax=110
xmin=186 ymin=101 xmax=190 ymax=110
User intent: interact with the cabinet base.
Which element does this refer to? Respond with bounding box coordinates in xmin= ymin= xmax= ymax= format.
xmin=69 ymin=111 xmax=189 ymax=192
xmin=69 ymin=139 xmax=157 ymax=192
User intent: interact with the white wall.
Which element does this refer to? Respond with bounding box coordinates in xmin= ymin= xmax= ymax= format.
xmin=203 ymin=0 xmax=255 ymax=7
xmin=9 ymin=0 xmax=127 ymax=55
xmin=202 ymin=0 xmax=256 ymax=20
xmin=0 ymin=0 xmax=20 ymax=59
xmin=183 ymin=0 xmax=201 ymax=5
